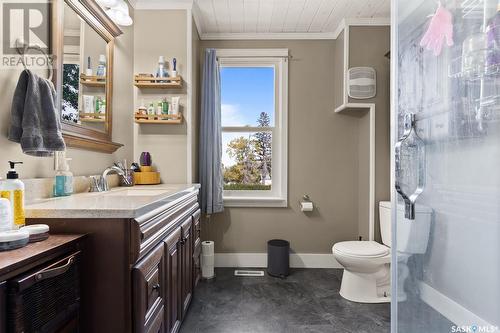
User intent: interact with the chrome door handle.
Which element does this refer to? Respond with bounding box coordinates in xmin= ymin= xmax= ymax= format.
xmin=395 ymin=113 xmax=425 ymax=220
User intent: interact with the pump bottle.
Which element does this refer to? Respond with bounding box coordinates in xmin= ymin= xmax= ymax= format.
xmin=0 ymin=162 xmax=25 ymax=229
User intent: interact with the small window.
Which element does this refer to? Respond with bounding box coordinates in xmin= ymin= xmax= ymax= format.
xmin=219 ymin=50 xmax=288 ymax=207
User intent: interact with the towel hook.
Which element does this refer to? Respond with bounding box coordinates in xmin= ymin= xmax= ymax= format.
xmin=15 ymin=38 xmax=53 ymax=81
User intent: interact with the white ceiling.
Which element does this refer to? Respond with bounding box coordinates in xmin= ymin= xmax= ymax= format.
xmin=131 ymin=0 xmax=391 ymax=39
xmin=194 ymin=0 xmax=390 ymax=37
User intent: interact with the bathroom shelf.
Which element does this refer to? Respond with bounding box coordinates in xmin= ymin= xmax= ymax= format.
xmin=79 ymin=112 xmax=106 ymax=122
xmin=80 ymin=74 xmax=106 ymax=87
xmin=134 ymin=113 xmax=183 ymax=124
xmin=134 ymin=75 xmax=182 ymax=89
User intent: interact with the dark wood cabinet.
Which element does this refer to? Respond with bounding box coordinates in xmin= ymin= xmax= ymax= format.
xmin=163 ymin=228 xmax=181 ymax=333
xmin=180 ymin=218 xmax=193 ymax=319
xmin=133 ymin=242 xmax=165 ymax=333
xmin=192 ymin=210 xmax=201 ymax=289
xmin=27 ymin=189 xmax=200 ymax=332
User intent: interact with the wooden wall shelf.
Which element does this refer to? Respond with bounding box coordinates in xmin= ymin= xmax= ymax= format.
xmin=80 ymin=74 xmax=106 ymax=87
xmin=134 ymin=75 xmax=182 ymax=89
xmin=134 ymin=113 xmax=183 ymax=124
xmin=80 ymin=112 xmax=106 ymax=122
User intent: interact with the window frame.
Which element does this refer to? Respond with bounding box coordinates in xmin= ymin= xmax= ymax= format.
xmin=218 ymin=49 xmax=288 ymax=208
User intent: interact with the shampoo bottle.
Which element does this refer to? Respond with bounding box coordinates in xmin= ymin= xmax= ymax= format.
xmin=0 ymin=162 xmax=25 ymax=229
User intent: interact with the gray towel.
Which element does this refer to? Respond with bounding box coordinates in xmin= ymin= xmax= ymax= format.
xmin=8 ymin=69 xmax=66 ymax=157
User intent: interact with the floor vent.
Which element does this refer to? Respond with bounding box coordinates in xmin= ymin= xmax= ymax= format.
xmin=234 ymin=270 xmax=265 ymax=277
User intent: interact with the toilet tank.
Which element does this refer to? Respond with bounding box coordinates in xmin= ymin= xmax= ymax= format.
xmin=378 ymin=201 xmax=433 ymax=254
xmin=379 ymin=201 xmax=392 ymax=247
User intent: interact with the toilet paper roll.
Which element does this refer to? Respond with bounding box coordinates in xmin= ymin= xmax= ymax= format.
xmin=202 ymin=241 xmax=214 ymax=255
xmin=202 ymin=266 xmax=214 ymax=279
xmin=201 ymin=241 xmax=215 ymax=279
xmin=300 ymin=201 xmax=314 ymax=212
xmin=202 ymin=254 xmax=214 ymax=267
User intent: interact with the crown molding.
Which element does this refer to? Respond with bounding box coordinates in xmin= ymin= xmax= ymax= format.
xmin=200 ymin=32 xmax=338 ymax=40
xmin=332 ymin=17 xmax=391 ymax=39
xmin=133 ymin=0 xmax=193 ymax=10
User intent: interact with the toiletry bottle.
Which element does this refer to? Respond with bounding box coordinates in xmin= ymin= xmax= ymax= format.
xmin=54 ymin=155 xmax=73 ymax=197
xmin=156 ymin=56 xmax=169 ymax=82
xmin=171 ymin=96 xmax=180 ymax=115
xmin=95 ymin=97 xmax=101 ymax=114
xmin=157 ymin=101 xmax=163 ymax=116
xmin=171 ymin=58 xmax=177 ymax=77
xmin=139 ymin=99 xmax=147 ymax=115
xmin=162 ymin=98 xmax=169 ymax=114
xmin=100 ymin=99 xmax=106 ymax=114
xmin=86 ymin=56 xmax=93 ymax=77
xmin=0 ymin=162 xmax=25 ymax=229
xmin=148 ymin=102 xmax=155 ymax=115
xmin=61 ymin=158 xmax=74 ymax=196
xmin=0 ymin=198 xmax=12 ymax=231
xmin=96 ymin=54 xmax=106 ymax=77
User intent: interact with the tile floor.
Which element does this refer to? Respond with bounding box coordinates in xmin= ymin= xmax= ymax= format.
xmin=181 ymin=267 xmax=454 ymax=332
xmin=180 ymin=268 xmax=390 ymax=333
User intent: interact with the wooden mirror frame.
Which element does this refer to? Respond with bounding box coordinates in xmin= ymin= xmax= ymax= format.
xmin=53 ymin=0 xmax=124 ymax=153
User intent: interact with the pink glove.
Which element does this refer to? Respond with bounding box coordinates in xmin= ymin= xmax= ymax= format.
xmin=420 ymin=3 xmax=454 ymax=56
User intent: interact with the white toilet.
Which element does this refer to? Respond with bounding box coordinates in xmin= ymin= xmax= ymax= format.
xmin=332 ymin=201 xmax=432 ymax=303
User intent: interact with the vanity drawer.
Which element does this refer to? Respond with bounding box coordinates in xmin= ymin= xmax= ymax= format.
xmin=140 ymin=196 xmax=198 ymax=242
xmin=132 ymin=193 xmax=200 ymax=262
xmin=133 ymin=243 xmax=164 ymax=333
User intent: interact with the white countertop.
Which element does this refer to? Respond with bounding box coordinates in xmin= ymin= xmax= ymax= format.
xmin=25 ymin=184 xmax=200 ymax=219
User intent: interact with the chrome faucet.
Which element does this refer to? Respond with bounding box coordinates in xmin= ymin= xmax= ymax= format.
xmin=89 ymin=166 xmax=125 ymax=192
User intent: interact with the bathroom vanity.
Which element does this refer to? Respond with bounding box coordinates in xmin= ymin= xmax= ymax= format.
xmin=25 ymin=185 xmax=201 ymax=333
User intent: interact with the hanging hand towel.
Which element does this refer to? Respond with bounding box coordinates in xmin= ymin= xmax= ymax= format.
xmin=8 ymin=69 xmax=66 ymax=157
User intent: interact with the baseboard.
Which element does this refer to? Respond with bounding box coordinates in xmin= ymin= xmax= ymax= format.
xmin=419 ymin=281 xmax=498 ymax=331
xmin=214 ymin=253 xmax=342 ymax=269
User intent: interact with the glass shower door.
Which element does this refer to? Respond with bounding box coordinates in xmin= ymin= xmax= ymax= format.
xmin=392 ymin=0 xmax=500 ymax=332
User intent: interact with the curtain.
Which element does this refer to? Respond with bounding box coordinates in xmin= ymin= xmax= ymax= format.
xmin=199 ymin=48 xmax=223 ymax=215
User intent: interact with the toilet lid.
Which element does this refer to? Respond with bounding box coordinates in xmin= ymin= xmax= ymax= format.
xmin=334 ymin=241 xmax=389 ymax=258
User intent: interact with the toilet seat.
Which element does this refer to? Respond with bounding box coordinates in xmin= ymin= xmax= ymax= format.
xmin=333 ymin=241 xmax=389 ymax=258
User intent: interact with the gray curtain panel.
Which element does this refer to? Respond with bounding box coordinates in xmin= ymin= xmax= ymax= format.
xmin=199 ymin=48 xmax=223 ymax=214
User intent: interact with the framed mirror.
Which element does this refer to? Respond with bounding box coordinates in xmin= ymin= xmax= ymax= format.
xmin=54 ymin=0 xmax=123 ymax=153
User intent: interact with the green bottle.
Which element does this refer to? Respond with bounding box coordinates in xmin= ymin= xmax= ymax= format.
xmin=162 ymin=99 xmax=169 ymax=115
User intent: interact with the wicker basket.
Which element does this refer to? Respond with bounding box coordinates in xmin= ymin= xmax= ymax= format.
xmin=7 ymin=252 xmax=81 ymax=333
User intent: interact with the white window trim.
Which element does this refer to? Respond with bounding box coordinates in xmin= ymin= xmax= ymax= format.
xmin=218 ymin=49 xmax=288 ymax=208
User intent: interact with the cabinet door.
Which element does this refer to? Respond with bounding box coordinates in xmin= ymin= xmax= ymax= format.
xmin=180 ymin=218 xmax=193 ymax=318
xmin=0 ymin=281 xmax=5 ymax=333
xmin=163 ymin=227 xmax=181 ymax=333
xmin=132 ymin=243 xmax=164 ymax=333
xmin=192 ymin=210 xmax=201 ymax=288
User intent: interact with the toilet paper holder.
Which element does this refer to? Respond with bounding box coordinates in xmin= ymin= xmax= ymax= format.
xmin=300 ymin=195 xmax=314 ymax=212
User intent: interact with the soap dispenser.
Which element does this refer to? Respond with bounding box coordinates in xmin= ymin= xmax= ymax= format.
xmin=0 ymin=161 xmax=25 ymax=229
xmin=54 ymin=152 xmax=73 ymax=197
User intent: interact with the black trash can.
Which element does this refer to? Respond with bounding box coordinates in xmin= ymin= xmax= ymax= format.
xmin=267 ymin=239 xmax=290 ymax=278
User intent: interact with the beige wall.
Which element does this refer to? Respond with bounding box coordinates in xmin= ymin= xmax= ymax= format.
xmin=0 ymin=2 xmax=134 ymax=179
xmin=133 ymin=10 xmax=188 ymax=183
xmin=200 ymin=30 xmax=390 ymax=254
xmin=348 ymin=26 xmax=391 ymax=242
xmin=191 ymin=21 xmax=200 ymax=182
xmin=200 ymin=39 xmax=362 ymax=254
